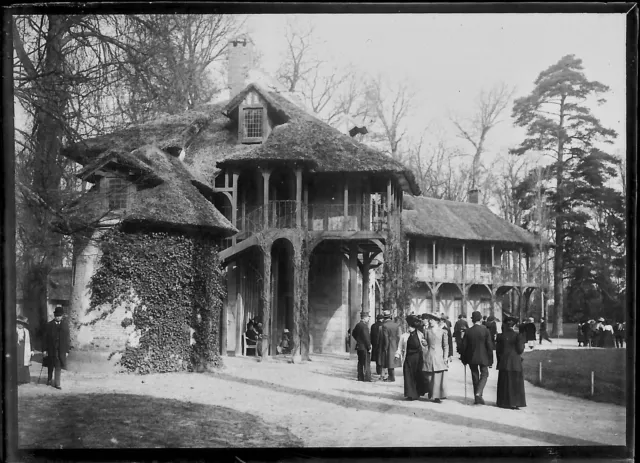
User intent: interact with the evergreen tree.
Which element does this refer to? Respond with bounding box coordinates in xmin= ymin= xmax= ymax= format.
xmin=510 ymin=55 xmax=619 ymax=335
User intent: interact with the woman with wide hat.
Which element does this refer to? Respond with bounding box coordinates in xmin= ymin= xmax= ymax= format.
xmin=16 ymin=315 xmax=33 ymax=385
xmin=495 ymin=315 xmax=527 ymax=410
xmin=395 ymin=315 xmax=427 ymax=400
xmin=421 ymin=313 xmax=449 ymax=403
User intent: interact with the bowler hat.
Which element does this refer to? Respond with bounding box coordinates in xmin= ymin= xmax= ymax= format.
xmin=471 ymin=311 xmax=482 ymax=323
xmin=360 ymin=311 xmax=370 ymax=318
xmin=376 ymin=314 xmax=384 ymax=321
xmin=382 ymin=309 xmax=392 ymax=319
xmin=503 ymin=316 xmax=518 ymax=326
xmin=17 ymin=315 xmax=29 ymax=326
xmin=54 ymin=306 xmax=64 ymax=316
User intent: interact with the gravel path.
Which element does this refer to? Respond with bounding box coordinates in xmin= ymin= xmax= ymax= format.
xmin=19 ymin=344 xmax=626 ymax=448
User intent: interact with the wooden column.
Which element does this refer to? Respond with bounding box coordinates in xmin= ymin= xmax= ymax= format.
xmin=261 ymin=246 xmax=272 ymax=360
xmin=361 ymin=252 xmax=371 ymax=315
xmin=491 ymin=245 xmax=495 ymax=267
xmin=343 ymin=177 xmax=349 ymax=231
xmin=349 ymin=242 xmax=359 ymax=355
xmin=262 ymin=170 xmax=271 ymax=228
xmin=295 ymin=168 xmax=303 ymax=228
xmin=462 ymin=243 xmax=466 ymax=283
xmin=292 ymin=243 xmax=302 ymax=362
xmin=432 ymin=284 xmax=437 ymax=315
xmin=235 ymin=260 xmax=244 ymax=356
xmin=432 ymin=241 xmax=436 ymax=282
xmin=231 ymin=172 xmax=239 ymax=246
xmin=300 ymin=253 xmax=311 ymax=361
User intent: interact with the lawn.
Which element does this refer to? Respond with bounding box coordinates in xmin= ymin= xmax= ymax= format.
xmin=522 ymin=349 xmax=627 ymax=406
xmin=18 ymin=392 xmax=303 ymax=448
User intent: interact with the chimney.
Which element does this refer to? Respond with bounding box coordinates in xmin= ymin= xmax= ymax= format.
xmin=227 ymin=35 xmax=255 ymax=97
xmin=468 ymin=189 xmax=480 ymax=204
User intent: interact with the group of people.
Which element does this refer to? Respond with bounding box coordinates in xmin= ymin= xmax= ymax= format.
xmin=352 ymin=309 xmax=528 ymax=410
xmin=245 ymin=318 xmax=294 ymax=356
xmin=15 ymin=306 xmax=71 ymax=389
xmin=577 ymin=317 xmax=622 ymax=348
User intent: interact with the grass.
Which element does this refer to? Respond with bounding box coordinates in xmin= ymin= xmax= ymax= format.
xmin=522 ymin=349 xmax=627 ymax=406
xmin=18 ymin=392 xmax=303 ymax=448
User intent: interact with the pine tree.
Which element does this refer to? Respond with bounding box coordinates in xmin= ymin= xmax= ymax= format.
xmin=510 ymin=55 xmax=619 ymax=335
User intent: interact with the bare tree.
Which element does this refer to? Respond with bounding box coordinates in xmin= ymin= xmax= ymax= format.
xmin=362 ymin=74 xmax=414 ymax=162
xmin=450 ymin=83 xmax=515 ymax=189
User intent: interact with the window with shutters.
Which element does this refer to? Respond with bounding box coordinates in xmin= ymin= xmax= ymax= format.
xmin=106 ymin=177 xmax=129 ymax=211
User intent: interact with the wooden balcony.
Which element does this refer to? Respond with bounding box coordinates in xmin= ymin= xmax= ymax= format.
xmin=414 ymin=263 xmax=541 ymax=287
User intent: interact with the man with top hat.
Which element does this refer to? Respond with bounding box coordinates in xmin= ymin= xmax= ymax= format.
xmin=370 ymin=313 xmax=385 ymax=376
xmin=460 ymin=310 xmax=493 ymax=405
xmin=44 ymin=306 xmax=70 ymax=389
xmin=352 ymin=311 xmax=372 ymax=382
xmin=378 ymin=309 xmax=402 ymax=382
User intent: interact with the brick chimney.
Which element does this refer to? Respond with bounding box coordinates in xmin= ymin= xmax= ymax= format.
xmin=227 ymin=34 xmax=255 ymax=97
xmin=468 ymin=189 xmax=480 ymax=204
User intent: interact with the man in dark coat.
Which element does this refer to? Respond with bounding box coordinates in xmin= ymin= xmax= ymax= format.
xmin=582 ymin=320 xmax=594 ymax=347
xmin=44 ymin=306 xmax=70 ymax=389
xmin=453 ymin=314 xmax=469 ymax=356
xmin=460 ymin=310 xmax=493 ymax=405
xmin=487 ymin=315 xmax=498 ymax=349
xmin=614 ymin=321 xmax=625 ymax=348
xmin=370 ymin=314 xmax=385 ymax=376
xmin=539 ymin=317 xmax=552 ymax=344
xmin=352 ymin=312 xmax=372 ymax=382
xmin=378 ymin=310 xmax=402 ymax=382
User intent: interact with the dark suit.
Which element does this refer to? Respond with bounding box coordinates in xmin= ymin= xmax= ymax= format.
xmin=352 ymin=320 xmax=372 ymax=381
xmin=453 ymin=319 xmax=469 ymax=354
xmin=44 ymin=319 xmax=70 ymax=388
xmin=460 ymin=323 xmax=494 ymax=400
xmin=379 ymin=319 xmax=402 ymax=381
xmin=370 ymin=321 xmax=383 ymax=374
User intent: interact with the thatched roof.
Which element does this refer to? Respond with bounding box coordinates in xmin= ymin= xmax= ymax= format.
xmin=402 ymin=195 xmax=541 ymax=250
xmin=62 ymin=82 xmax=420 ymax=195
xmin=76 ymin=148 xmax=163 ymax=186
xmin=47 ymin=267 xmax=72 ymax=301
xmin=63 ymin=146 xmax=237 ymax=236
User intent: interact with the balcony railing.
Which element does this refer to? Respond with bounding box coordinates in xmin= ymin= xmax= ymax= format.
xmin=236 ymin=201 xmax=390 ymax=235
xmin=415 ymin=263 xmax=541 ymax=286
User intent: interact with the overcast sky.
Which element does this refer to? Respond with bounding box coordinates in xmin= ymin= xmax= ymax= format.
xmin=244 ymin=13 xmax=626 ymax=162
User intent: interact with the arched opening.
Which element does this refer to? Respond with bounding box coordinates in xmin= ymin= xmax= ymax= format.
xmin=410 ymin=281 xmax=432 ymax=315
xmin=271 ymin=238 xmax=295 ymax=355
xmin=437 ymin=283 xmax=464 ymax=320
xmin=468 ymin=284 xmax=492 ymax=318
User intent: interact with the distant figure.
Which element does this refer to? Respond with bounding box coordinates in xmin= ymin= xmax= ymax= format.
xmin=395 ymin=315 xmax=427 ymax=400
xmin=460 ymin=311 xmax=494 ymax=405
xmin=594 ymin=318 xmax=605 ymax=347
xmin=16 ymin=315 xmax=33 ymax=385
xmin=482 ymin=315 xmax=488 ymax=327
xmin=277 ymin=328 xmax=292 ymax=355
xmin=245 ymin=321 xmax=261 ymax=356
xmin=439 ymin=316 xmax=454 ymax=363
xmin=255 ymin=322 xmax=264 ymax=336
xmin=345 ymin=329 xmax=351 ymax=352
xmin=601 ymin=320 xmax=615 ymax=348
xmin=370 ymin=314 xmax=385 ymax=376
xmin=539 ymin=317 xmax=552 ymax=344
xmin=495 ymin=316 xmax=527 ymax=410
xmin=453 ymin=314 xmax=469 ymax=356
xmin=422 ymin=313 xmax=449 ymax=403
xmin=378 ymin=310 xmax=402 ymax=382
xmin=486 ymin=315 xmax=498 ymax=349
xmin=577 ymin=321 xmax=585 ymax=347
xmin=614 ymin=321 xmax=625 ymax=348
xmin=44 ymin=306 xmax=70 ymax=390
xmin=524 ymin=317 xmax=537 ymax=350
xmin=351 ymin=312 xmax=372 ymax=382
xmin=583 ymin=320 xmax=594 ymax=347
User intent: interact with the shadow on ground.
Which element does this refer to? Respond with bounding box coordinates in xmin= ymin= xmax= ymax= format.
xmin=208 ymin=370 xmax=603 ymax=446
xmin=18 ymin=392 xmax=303 ymax=449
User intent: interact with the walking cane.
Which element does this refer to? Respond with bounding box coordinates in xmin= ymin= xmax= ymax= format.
xmin=38 ymin=361 xmax=45 ymax=385
xmin=464 ymin=366 xmax=467 ymax=404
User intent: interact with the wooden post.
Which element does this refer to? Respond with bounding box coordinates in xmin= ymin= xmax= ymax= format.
xmin=591 ymin=371 xmax=595 ymax=396
xmin=261 ymin=245 xmax=272 ymax=360
xmin=462 ymin=243 xmax=466 ymax=284
xmin=235 ymin=260 xmax=244 ymax=356
xmin=349 ymin=242 xmax=359 ymax=355
xmin=362 ymin=252 xmax=371 ymax=315
xmin=262 ymin=170 xmax=271 ymax=228
xmin=300 ymin=254 xmax=311 ymax=361
xmin=295 ymin=168 xmax=303 ymax=229
xmin=231 ymin=172 xmax=239 ymax=246
xmin=292 ymin=243 xmax=302 ymax=362
xmin=344 ymin=177 xmax=349 ymax=231
xmin=539 ymin=362 xmax=542 ymax=384
xmin=386 ymin=179 xmax=392 ymax=213
xmin=303 ymin=183 xmax=309 ymax=230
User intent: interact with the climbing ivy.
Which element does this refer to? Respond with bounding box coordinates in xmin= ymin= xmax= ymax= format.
xmin=89 ymin=228 xmax=225 ymax=374
xmin=382 ymin=215 xmax=416 ymax=325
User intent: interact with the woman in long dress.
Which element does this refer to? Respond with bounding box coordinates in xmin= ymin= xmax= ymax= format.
xmin=496 ymin=316 xmax=527 ymax=410
xmin=421 ymin=313 xmax=449 ymax=403
xmin=16 ymin=315 xmax=33 ymax=385
xmin=601 ymin=320 xmax=615 ymax=348
xmin=395 ymin=315 xmax=427 ymax=400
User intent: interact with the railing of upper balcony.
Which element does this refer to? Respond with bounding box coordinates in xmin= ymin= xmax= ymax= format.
xmin=235 ymin=200 xmax=390 ymax=235
xmin=414 ymin=263 xmax=541 ymax=286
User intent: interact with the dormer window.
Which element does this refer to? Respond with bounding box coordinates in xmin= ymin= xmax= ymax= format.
xmin=243 ymin=107 xmax=263 ymax=139
xmin=105 ymin=176 xmax=130 ymax=211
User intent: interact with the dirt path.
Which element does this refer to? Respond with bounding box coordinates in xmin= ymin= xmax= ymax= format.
xmin=19 ymin=350 xmax=626 ymax=448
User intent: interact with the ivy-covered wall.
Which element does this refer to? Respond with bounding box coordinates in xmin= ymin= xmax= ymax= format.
xmin=89 ymin=228 xmax=226 ymax=374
